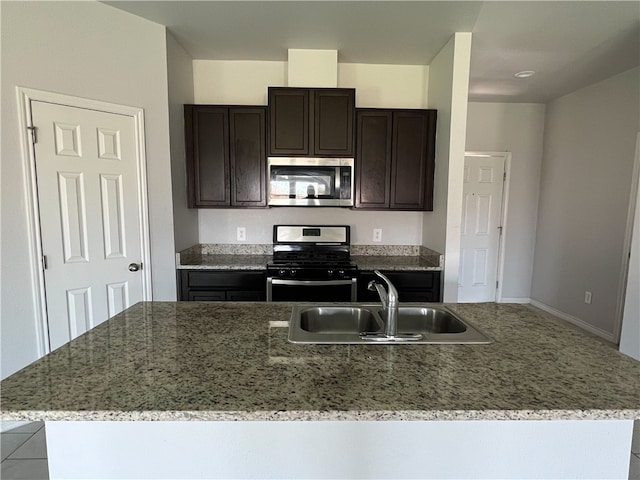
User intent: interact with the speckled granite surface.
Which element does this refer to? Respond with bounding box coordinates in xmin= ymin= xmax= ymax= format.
xmin=353 ymin=255 xmax=441 ymax=271
xmin=177 ymin=244 xmax=443 ymax=271
xmin=1 ymin=302 xmax=638 ymax=421
xmin=177 ymin=253 xmax=271 ymax=270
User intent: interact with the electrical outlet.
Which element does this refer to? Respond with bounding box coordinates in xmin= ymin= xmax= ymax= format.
xmin=237 ymin=227 xmax=246 ymax=242
xmin=584 ymin=291 xmax=592 ymax=304
xmin=373 ymin=228 xmax=382 ymax=242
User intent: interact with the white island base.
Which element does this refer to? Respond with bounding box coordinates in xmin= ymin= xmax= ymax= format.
xmin=45 ymin=419 xmax=634 ymax=479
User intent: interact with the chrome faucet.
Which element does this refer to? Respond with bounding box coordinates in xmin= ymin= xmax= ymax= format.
xmin=366 ymin=270 xmax=421 ymax=341
xmin=368 ymin=270 xmax=399 ymax=337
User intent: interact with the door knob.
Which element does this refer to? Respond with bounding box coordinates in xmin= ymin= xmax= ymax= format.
xmin=128 ymin=263 xmax=142 ymax=272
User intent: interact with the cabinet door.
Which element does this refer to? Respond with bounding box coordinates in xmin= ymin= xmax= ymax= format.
xmin=314 ymin=89 xmax=355 ymax=156
xmin=268 ymin=88 xmax=309 ymax=156
xmin=356 ymin=271 xmax=441 ymax=303
xmin=229 ymin=107 xmax=266 ymax=207
xmin=185 ymin=106 xmax=230 ymax=207
xmin=390 ymin=110 xmax=437 ymax=211
xmin=180 ymin=270 xmax=267 ymax=301
xmin=355 ymin=110 xmax=392 ymax=208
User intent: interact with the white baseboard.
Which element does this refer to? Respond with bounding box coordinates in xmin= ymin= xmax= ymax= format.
xmin=498 ymin=297 xmax=531 ymax=304
xmin=529 ymin=299 xmax=616 ymax=343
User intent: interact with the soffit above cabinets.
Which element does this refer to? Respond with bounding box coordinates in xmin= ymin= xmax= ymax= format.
xmin=103 ymin=1 xmax=640 ymax=103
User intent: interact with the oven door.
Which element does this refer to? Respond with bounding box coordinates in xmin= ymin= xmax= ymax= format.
xmin=266 ymin=278 xmax=357 ymax=302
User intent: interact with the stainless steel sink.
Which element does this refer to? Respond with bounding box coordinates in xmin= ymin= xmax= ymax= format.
xmin=381 ymin=307 xmax=467 ymax=334
xmin=289 ymin=304 xmax=492 ymax=344
xmin=299 ymin=306 xmax=383 ymax=334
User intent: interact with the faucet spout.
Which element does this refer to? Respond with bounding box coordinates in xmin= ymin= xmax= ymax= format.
xmin=371 ymin=270 xmax=399 ymax=338
xmin=361 ymin=271 xmax=422 ymax=342
xmin=367 ymin=280 xmax=388 ymax=310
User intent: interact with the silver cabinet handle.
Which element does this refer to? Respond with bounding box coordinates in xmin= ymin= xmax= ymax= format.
xmin=128 ymin=263 xmax=142 ymax=272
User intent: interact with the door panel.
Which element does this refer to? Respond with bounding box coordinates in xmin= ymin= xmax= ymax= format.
xmin=459 ymin=155 xmax=505 ymax=302
xmin=32 ymin=101 xmax=144 ymax=350
xmin=190 ymin=107 xmax=229 ymax=206
xmin=268 ymin=88 xmax=309 ymax=155
xmin=391 ymin=111 xmax=427 ymax=208
xmin=57 ymin=172 xmax=89 ymax=263
xmin=100 ymin=174 xmax=126 ymax=258
xmin=355 ymin=110 xmax=392 ymax=208
xmin=229 ymin=107 xmax=266 ymax=206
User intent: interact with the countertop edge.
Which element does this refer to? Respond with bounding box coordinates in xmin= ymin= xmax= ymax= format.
xmin=3 ymin=409 xmax=638 ymax=422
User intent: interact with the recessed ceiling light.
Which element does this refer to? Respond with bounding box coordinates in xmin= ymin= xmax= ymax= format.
xmin=514 ymin=70 xmax=536 ymax=79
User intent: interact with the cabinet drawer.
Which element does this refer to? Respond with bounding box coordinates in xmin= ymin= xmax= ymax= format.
xmin=188 ymin=291 xmax=226 ymax=301
xmin=185 ymin=271 xmax=265 ymax=289
xmin=226 ymin=290 xmax=266 ymax=301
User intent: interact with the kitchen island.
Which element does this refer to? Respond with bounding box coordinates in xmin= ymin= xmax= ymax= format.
xmin=1 ymin=302 xmax=639 ymax=478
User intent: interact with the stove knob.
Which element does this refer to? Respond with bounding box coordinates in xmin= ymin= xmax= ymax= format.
xmin=327 ymin=269 xmax=335 ymax=277
xmin=278 ymin=269 xmax=287 ymax=277
xmin=337 ymin=269 xmax=345 ymax=277
xmin=289 ymin=269 xmax=297 ymax=277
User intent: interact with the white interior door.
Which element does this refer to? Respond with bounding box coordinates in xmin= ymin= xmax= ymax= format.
xmin=32 ymin=100 xmax=145 ymax=350
xmin=458 ymin=154 xmax=506 ymax=302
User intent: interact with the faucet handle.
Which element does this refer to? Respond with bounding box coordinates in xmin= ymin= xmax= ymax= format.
xmin=367 ymin=280 xmax=378 ymax=291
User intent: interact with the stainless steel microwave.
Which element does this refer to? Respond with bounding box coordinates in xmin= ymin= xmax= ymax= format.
xmin=267 ymin=157 xmax=354 ymax=207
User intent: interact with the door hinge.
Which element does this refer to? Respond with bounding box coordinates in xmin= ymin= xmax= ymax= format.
xmin=503 ymin=171 xmax=507 ymax=181
xmin=27 ymin=126 xmax=38 ymax=144
xmin=42 ymin=255 xmax=48 ymax=270
xmin=496 ymin=280 xmax=499 ymax=289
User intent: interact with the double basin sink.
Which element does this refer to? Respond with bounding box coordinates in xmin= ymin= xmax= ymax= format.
xmin=288 ymin=303 xmax=492 ymax=344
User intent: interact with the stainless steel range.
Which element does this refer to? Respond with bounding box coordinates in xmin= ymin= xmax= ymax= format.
xmin=266 ymin=225 xmax=357 ymax=302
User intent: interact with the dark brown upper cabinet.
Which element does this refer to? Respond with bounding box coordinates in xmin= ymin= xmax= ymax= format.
xmin=268 ymin=87 xmax=355 ymax=157
xmin=185 ymin=105 xmax=267 ymax=208
xmin=355 ymin=109 xmax=437 ymax=211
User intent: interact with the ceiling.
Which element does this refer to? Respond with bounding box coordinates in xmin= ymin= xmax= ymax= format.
xmin=104 ymin=1 xmax=640 ymax=103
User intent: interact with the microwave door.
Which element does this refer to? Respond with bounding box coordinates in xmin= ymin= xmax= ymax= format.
xmin=269 ymin=167 xmax=338 ymax=204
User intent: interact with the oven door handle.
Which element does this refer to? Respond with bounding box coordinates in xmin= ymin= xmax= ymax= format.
xmin=269 ymin=279 xmax=354 ymax=286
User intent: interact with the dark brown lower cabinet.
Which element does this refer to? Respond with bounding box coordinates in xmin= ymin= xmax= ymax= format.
xmin=179 ymin=270 xmax=266 ymax=301
xmin=357 ymin=270 xmax=442 ymax=302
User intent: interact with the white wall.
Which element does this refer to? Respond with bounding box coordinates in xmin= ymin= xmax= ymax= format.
xmin=338 ymin=63 xmax=428 ymax=108
xmin=199 ymin=209 xmax=423 ymax=245
xmin=424 ymin=33 xmax=473 ymax=302
xmin=46 ymin=420 xmax=633 ymax=479
xmin=288 ymin=49 xmax=337 ymax=87
xmin=0 ymin=2 xmax=176 ymax=378
xmin=193 ymin=60 xmax=430 ymax=246
xmin=466 ymin=103 xmax=546 ymax=301
xmin=193 ymin=60 xmax=287 ymax=105
xmin=167 ymin=32 xmax=198 ymax=252
xmin=619 ymin=135 xmax=640 ymax=359
xmin=531 ymin=67 xmax=640 ymax=340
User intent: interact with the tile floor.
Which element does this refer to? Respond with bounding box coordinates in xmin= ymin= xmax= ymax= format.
xmin=632 ymin=420 xmax=640 ymax=480
xmin=0 ymin=420 xmax=639 ymax=479
xmin=1 ymin=422 xmax=49 ymax=479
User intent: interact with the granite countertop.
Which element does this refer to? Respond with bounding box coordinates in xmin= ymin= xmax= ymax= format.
xmin=176 ymin=244 xmax=444 ymax=271
xmin=178 ymin=253 xmax=272 ymax=270
xmin=1 ymin=302 xmax=639 ymax=422
xmin=352 ymin=255 xmax=440 ymax=271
